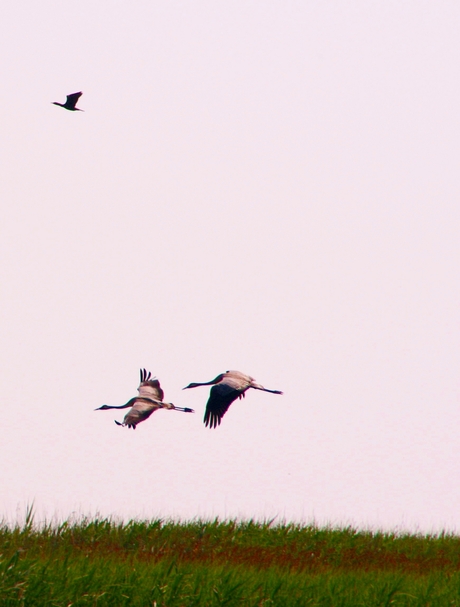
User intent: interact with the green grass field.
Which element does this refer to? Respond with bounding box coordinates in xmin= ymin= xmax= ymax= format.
xmin=1 ymin=510 xmax=460 ymax=606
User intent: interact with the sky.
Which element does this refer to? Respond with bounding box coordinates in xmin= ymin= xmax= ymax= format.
xmin=0 ymin=0 xmax=459 ymax=532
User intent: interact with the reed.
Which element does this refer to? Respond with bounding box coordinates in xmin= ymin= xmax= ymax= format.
xmin=0 ymin=512 xmax=459 ymax=605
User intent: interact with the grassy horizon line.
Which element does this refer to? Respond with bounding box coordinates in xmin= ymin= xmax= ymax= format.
xmin=2 ymin=508 xmax=460 ymax=574
xmin=2 ymin=508 xmax=460 ymax=605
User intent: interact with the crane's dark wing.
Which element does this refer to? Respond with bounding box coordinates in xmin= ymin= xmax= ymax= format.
xmin=66 ymin=92 xmax=82 ymax=108
xmin=203 ymin=383 xmax=241 ymax=428
xmin=137 ymin=368 xmax=164 ymax=401
xmin=122 ymin=404 xmax=157 ymax=428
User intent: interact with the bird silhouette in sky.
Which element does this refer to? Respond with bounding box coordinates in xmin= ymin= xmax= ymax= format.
xmin=52 ymin=92 xmax=84 ymax=111
xmin=183 ymin=370 xmax=283 ymax=428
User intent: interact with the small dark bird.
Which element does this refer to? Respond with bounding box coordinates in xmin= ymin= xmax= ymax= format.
xmin=95 ymin=368 xmax=194 ymax=429
xmin=52 ymin=92 xmax=84 ymax=111
xmin=183 ymin=370 xmax=283 ymax=428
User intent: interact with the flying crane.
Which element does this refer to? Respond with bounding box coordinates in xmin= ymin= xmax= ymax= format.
xmin=96 ymin=369 xmax=194 ymax=429
xmin=52 ymin=92 xmax=84 ymax=111
xmin=183 ymin=370 xmax=283 ymax=428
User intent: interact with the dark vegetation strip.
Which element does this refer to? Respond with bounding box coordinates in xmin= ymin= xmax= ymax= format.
xmin=1 ymin=516 xmax=460 ymax=573
xmin=2 ymin=515 xmax=460 ymax=605
xmin=1 ymin=551 xmax=460 ymax=606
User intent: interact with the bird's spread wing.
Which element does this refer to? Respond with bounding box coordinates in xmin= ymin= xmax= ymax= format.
xmin=204 ymin=383 xmax=241 ymax=428
xmin=138 ymin=368 xmax=164 ymax=401
xmin=66 ymin=92 xmax=82 ymax=105
xmin=124 ymin=401 xmax=158 ymax=424
xmin=122 ymin=408 xmax=143 ymax=427
xmin=122 ymin=406 xmax=149 ymax=428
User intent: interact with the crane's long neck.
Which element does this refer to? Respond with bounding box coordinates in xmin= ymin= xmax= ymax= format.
xmin=95 ymin=398 xmax=136 ymax=411
xmin=183 ymin=374 xmax=224 ymax=389
xmin=188 ymin=381 xmax=215 ymax=387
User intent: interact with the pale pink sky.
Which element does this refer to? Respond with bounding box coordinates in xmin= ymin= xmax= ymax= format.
xmin=0 ymin=1 xmax=459 ymax=531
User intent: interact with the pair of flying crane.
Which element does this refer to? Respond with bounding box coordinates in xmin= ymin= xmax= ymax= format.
xmin=96 ymin=369 xmax=283 ymax=429
xmin=53 ymin=93 xmax=284 ymax=429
